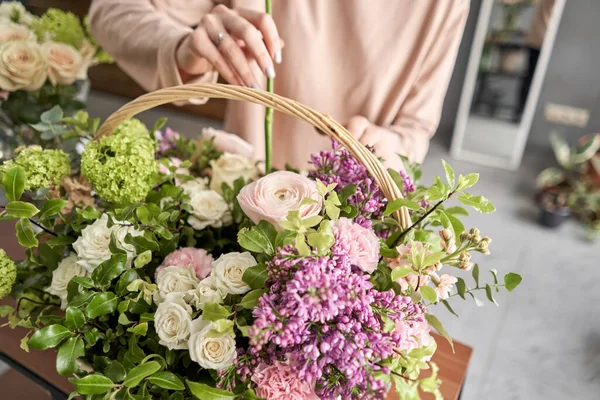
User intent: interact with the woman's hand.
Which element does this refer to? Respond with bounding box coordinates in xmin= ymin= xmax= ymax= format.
xmin=176 ymin=5 xmax=282 ymax=88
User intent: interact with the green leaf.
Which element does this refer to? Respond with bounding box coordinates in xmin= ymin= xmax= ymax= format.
xmin=134 ymin=250 xmax=152 ymax=269
xmin=38 ymin=199 xmax=68 ymax=219
xmin=202 ymin=303 xmax=232 ymax=321
xmin=420 ymin=286 xmax=438 ymax=303
xmin=485 ymin=284 xmax=498 ymax=306
xmin=550 ymin=133 xmax=571 ymax=169
xmin=148 ymin=372 xmax=185 ymax=391
xmin=456 ymin=173 xmax=480 ymax=191
xmin=85 ymin=292 xmax=118 ymax=319
xmin=41 ymin=105 xmax=63 ymax=124
xmin=425 ymin=314 xmax=454 ymax=352
xmin=338 ymin=183 xmax=358 ymax=203
xmin=28 ymin=324 xmax=72 ymax=350
xmin=274 ymin=229 xmax=295 ymax=247
xmin=153 ymin=117 xmax=168 ymax=133
xmin=442 ymin=160 xmax=455 ymax=188
xmin=69 ymin=290 xmax=95 ymax=308
xmin=116 ymin=269 xmax=139 ymax=296
xmin=472 ymin=264 xmax=480 ymax=287
xmin=2 ymin=166 xmax=25 ymax=201
xmin=239 ymin=289 xmax=266 ymax=310
xmin=458 ymin=193 xmax=496 ymax=214
xmin=5 ymin=201 xmax=39 ymax=218
xmin=187 ymin=381 xmax=236 ymax=400
xmin=422 ymin=251 xmax=445 ymax=268
xmin=383 ymin=198 xmax=422 ymax=216
xmin=445 ymin=206 xmax=469 ymax=217
xmin=15 ymin=219 xmax=38 ymax=247
xmin=536 ymin=167 xmax=567 ymax=188
xmin=446 ymin=213 xmax=465 ymax=238
xmin=46 ymin=235 xmax=75 ymax=247
xmin=390 ymin=266 xmax=416 ymax=281
xmin=0 ymin=305 xmax=13 ymax=317
xmin=426 ymin=185 xmax=445 ymax=202
xmin=456 ymin=278 xmax=466 ymax=300
xmin=104 ymin=360 xmax=127 ymax=383
xmin=504 ymin=273 xmax=522 ymax=292
xmin=56 ymin=337 xmax=85 ymax=376
xmin=242 ymin=263 xmax=268 ymax=290
xmin=65 ymin=307 xmax=86 ymax=330
xmin=441 ymin=299 xmax=459 ymax=317
xmin=91 ymin=254 xmax=127 ymax=287
xmin=490 ymin=269 xmax=499 ymax=288
xmin=123 ymin=361 xmax=162 ymax=388
xmin=127 ymin=322 xmax=148 ymax=336
xmin=71 ymin=276 xmax=94 ymax=289
xmin=257 ymin=220 xmax=277 ymax=245
xmin=69 ymin=374 xmax=115 ymax=395
xmin=238 ymin=227 xmax=274 ymax=255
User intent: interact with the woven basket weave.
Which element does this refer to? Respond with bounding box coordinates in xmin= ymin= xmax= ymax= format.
xmin=95 ymin=83 xmax=412 ymax=228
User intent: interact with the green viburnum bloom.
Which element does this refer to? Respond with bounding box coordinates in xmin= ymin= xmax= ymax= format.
xmin=0 ymin=146 xmax=71 ymax=191
xmin=0 ymin=249 xmax=17 ymax=300
xmin=81 ymin=119 xmax=157 ymax=204
xmin=30 ymin=9 xmax=86 ymax=48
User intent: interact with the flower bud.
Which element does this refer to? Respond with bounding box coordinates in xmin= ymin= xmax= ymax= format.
xmin=481 ymin=249 xmax=491 ymax=256
xmin=458 ymin=252 xmax=471 ymax=262
xmin=471 ymin=234 xmax=482 ymax=244
xmin=460 ymin=232 xmax=471 ymax=242
xmin=439 ymin=228 xmax=453 ymax=241
xmin=459 ymin=261 xmax=474 ymax=271
xmin=469 ymin=228 xmax=480 ymax=236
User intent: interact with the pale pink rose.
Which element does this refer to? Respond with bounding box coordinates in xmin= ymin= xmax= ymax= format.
xmin=0 ymin=24 xmax=35 ymax=44
xmin=237 ymin=171 xmax=322 ymax=231
xmin=395 ymin=319 xmax=433 ymax=361
xmin=41 ymin=42 xmax=84 ymax=85
xmin=157 ymin=248 xmax=214 ymax=280
xmin=432 ymin=273 xmax=457 ymax=300
xmin=201 ymin=127 xmax=254 ymax=159
xmin=332 ymin=217 xmax=380 ymax=273
xmin=251 ymin=361 xmax=319 ymax=400
xmin=0 ymin=41 xmax=47 ymax=91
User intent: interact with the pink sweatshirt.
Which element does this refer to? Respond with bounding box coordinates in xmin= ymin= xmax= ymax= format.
xmin=89 ymin=0 xmax=468 ymax=170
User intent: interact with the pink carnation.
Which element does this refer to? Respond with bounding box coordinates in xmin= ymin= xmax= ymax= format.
xmin=332 ymin=217 xmax=380 ymax=273
xmin=157 ymin=248 xmax=213 ymax=279
xmin=251 ymin=361 xmax=319 ymax=400
xmin=395 ymin=319 xmax=433 ymax=361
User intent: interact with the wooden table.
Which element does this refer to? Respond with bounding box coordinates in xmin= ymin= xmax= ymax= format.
xmin=0 ymin=221 xmax=471 ymax=399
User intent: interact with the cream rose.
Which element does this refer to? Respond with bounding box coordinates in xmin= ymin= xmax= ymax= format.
xmin=0 ymin=40 xmax=47 ymax=91
xmin=154 ymin=265 xmax=201 ymax=304
xmin=188 ymin=319 xmax=236 ymax=369
xmin=73 ymin=214 xmax=143 ymax=273
xmin=154 ymin=293 xmax=193 ymax=350
xmin=209 ymin=152 xmax=259 ymax=195
xmin=237 ymin=171 xmax=322 ymax=231
xmin=187 ymin=190 xmax=232 ymax=230
xmin=46 ymin=253 xmax=88 ymax=309
xmin=0 ymin=23 xmax=35 ymax=44
xmin=180 ymin=177 xmax=209 ymax=197
xmin=212 ymin=252 xmax=256 ymax=295
xmin=186 ymin=275 xmax=225 ymax=310
xmin=41 ymin=41 xmax=84 ymax=86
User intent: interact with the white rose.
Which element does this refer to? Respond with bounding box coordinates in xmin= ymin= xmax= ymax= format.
xmin=188 ymin=319 xmax=236 ymax=369
xmin=186 ymin=276 xmax=225 ymax=310
xmin=154 ymin=265 xmax=201 ymax=304
xmin=0 ymin=40 xmax=47 ymax=91
xmin=187 ymin=190 xmax=232 ymax=230
xmin=0 ymin=2 xmax=34 ymax=25
xmin=209 ymin=152 xmax=259 ymax=195
xmin=0 ymin=23 xmax=35 ymax=44
xmin=41 ymin=41 xmax=84 ymax=86
xmin=154 ymin=293 xmax=193 ymax=350
xmin=212 ymin=252 xmax=256 ymax=295
xmin=73 ymin=214 xmax=143 ymax=273
xmin=180 ymin=177 xmax=209 ymax=197
xmin=46 ymin=253 xmax=88 ymax=309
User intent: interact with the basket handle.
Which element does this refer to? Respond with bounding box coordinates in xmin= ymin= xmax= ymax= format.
xmin=95 ymin=83 xmax=412 ymax=229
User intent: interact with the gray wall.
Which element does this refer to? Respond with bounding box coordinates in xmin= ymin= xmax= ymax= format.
xmin=527 ymin=0 xmax=600 ymax=150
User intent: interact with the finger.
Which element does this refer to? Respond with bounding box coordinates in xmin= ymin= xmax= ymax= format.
xmin=221 ymin=10 xmax=276 ymax=79
xmin=235 ymin=7 xmax=282 ymax=64
xmin=203 ymin=14 xmax=260 ymax=88
xmin=188 ymin=26 xmax=243 ymax=86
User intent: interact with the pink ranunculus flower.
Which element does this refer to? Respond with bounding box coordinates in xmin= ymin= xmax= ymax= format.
xmin=395 ymin=319 xmax=434 ymax=361
xmin=332 ymin=217 xmax=380 ymax=273
xmin=157 ymin=248 xmax=214 ymax=280
xmin=251 ymin=360 xmax=319 ymax=400
xmin=237 ymin=171 xmax=322 ymax=231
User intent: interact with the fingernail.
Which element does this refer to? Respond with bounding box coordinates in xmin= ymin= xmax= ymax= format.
xmin=265 ymin=65 xmax=276 ymax=79
xmin=274 ymin=51 xmax=282 ymax=64
xmin=251 ymin=83 xmax=261 ymax=90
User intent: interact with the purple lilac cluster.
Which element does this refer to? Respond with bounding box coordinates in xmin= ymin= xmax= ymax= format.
xmin=155 ymin=127 xmax=181 ymax=155
xmin=244 ymin=245 xmax=426 ymax=399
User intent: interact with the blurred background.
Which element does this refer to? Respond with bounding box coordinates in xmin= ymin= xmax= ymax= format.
xmin=0 ymin=0 xmax=599 ymax=399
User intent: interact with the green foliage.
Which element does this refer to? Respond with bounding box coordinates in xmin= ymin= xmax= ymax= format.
xmin=30 ymin=9 xmax=87 ymax=49
xmin=2 ymin=166 xmax=25 ymax=201
xmin=0 ymin=249 xmax=17 ymax=300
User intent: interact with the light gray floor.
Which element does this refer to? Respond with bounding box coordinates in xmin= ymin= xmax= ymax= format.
xmin=3 ymin=91 xmax=600 ymax=399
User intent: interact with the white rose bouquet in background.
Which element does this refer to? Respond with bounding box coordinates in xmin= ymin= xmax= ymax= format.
xmin=0 ymin=2 xmax=113 ymax=160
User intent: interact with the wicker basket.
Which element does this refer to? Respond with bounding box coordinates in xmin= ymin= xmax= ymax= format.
xmin=95 ymin=83 xmax=412 ymax=228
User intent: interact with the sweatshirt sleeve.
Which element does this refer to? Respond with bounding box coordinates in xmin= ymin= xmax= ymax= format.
xmin=347 ymin=1 xmax=469 ymax=170
xmin=88 ymin=0 xmax=219 ymax=103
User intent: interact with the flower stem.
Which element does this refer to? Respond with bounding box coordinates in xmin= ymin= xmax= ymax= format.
xmin=264 ymin=0 xmax=274 ymax=174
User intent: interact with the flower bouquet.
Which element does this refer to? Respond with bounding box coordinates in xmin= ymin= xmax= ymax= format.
xmin=0 ymin=2 xmax=113 ymax=159
xmin=0 ymin=84 xmax=521 ymax=400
